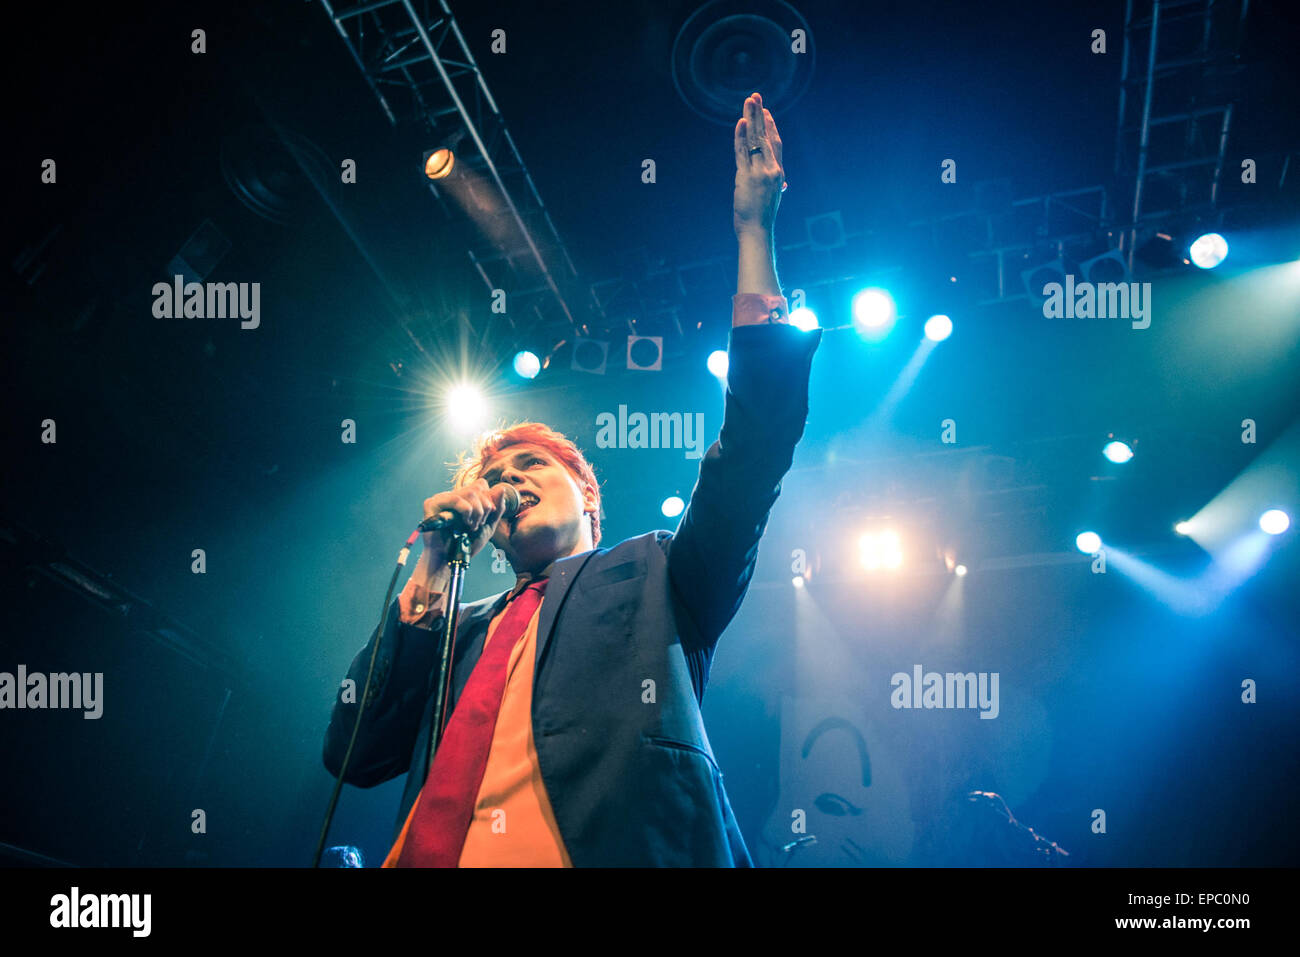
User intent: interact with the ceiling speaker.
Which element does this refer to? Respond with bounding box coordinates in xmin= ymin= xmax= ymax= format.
xmin=671 ymin=0 xmax=814 ymax=126
xmin=220 ymin=125 xmax=337 ymax=226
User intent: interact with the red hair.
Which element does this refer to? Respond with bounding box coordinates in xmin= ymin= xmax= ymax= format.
xmin=449 ymin=422 xmax=602 ymax=547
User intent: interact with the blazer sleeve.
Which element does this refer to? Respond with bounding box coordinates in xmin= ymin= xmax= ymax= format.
xmin=322 ymin=598 xmax=444 ymax=787
xmin=664 ymin=320 xmax=821 ymax=672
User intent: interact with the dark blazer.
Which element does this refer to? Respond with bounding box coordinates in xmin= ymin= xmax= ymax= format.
xmin=324 ymin=321 xmax=821 ymax=865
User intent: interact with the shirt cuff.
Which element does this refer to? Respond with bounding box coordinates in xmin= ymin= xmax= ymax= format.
xmin=399 ymin=578 xmax=446 ymax=629
xmin=732 ymin=293 xmax=789 ymax=327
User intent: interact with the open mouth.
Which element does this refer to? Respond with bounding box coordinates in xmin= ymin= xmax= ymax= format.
xmin=513 ymin=491 xmax=540 ymax=521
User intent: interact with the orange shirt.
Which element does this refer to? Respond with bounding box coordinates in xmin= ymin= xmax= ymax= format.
xmin=382 ymin=585 xmax=571 ymax=867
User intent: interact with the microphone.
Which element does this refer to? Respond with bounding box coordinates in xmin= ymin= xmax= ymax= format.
xmin=418 ymin=484 xmax=521 ymax=533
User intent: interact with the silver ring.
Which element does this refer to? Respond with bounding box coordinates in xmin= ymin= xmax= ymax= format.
xmin=748 ymin=146 xmax=762 ymax=155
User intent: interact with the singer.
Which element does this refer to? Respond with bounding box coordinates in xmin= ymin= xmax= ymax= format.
xmin=323 ymin=93 xmax=821 ymax=866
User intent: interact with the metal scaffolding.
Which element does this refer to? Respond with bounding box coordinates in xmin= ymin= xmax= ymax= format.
xmin=1114 ymin=0 xmax=1251 ymax=267
xmin=316 ymin=0 xmax=1262 ymax=370
xmin=571 ymin=0 xmax=1258 ymax=340
xmin=316 ymin=0 xmax=605 ymax=348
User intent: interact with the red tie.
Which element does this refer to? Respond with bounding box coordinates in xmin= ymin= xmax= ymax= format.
xmin=394 ymin=578 xmax=548 ymax=867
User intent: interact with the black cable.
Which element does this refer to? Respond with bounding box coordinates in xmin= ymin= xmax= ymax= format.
xmin=312 ymin=535 xmax=415 ymax=867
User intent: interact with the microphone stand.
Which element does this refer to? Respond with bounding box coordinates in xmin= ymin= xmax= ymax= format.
xmin=313 ymin=519 xmax=488 ymax=867
xmin=426 ymin=530 xmax=472 ymax=768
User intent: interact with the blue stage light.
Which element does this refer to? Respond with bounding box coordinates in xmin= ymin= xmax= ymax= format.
xmin=790 ymin=307 xmax=820 ymax=331
xmin=706 ymin=350 xmax=729 ymax=378
xmin=661 ymin=496 xmax=685 ymax=518
xmin=852 ymin=288 xmax=896 ymax=336
xmin=512 ymin=350 xmax=541 ymax=379
xmin=1259 ymin=509 xmax=1291 ymax=535
xmin=1076 ymin=531 xmax=1102 ymax=554
xmin=1103 ymin=440 xmax=1134 ymax=464
xmin=1189 ymin=232 xmax=1228 ymax=269
xmin=924 ymin=314 xmax=953 ymax=342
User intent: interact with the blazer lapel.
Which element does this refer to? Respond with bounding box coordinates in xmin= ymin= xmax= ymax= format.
xmin=445 ymin=548 xmax=600 ymax=707
xmin=534 ymin=548 xmax=599 ymax=672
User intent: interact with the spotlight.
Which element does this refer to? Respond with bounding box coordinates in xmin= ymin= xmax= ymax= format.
xmin=954 ymin=564 xmax=968 ymax=577
xmin=924 ymin=314 xmax=953 ymax=342
xmin=512 ymin=350 xmax=540 ymax=380
xmin=446 ymin=383 xmax=487 ymax=433
xmin=1174 ymin=520 xmax=1192 ymax=536
xmin=852 ymin=288 xmax=896 ymax=335
xmin=706 ymin=350 xmax=729 ymax=378
xmin=1075 ymin=531 xmax=1102 ymax=554
xmin=1103 ymin=440 xmax=1134 ymax=464
xmin=423 ymin=147 xmax=455 ymax=180
xmin=790 ymin=307 xmax=820 ymax=331
xmin=1189 ymin=232 xmax=1228 ymax=269
xmin=859 ymin=529 xmax=903 ymax=571
xmin=792 ymin=574 xmax=805 ymax=588
xmin=1259 ymin=509 xmax=1291 ymax=535
xmin=661 ymin=495 xmax=685 ymax=518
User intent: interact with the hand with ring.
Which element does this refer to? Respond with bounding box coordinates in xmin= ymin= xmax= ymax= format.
xmin=733 ymin=92 xmax=787 ymax=237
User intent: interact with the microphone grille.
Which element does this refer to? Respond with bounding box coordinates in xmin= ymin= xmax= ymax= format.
xmin=498 ymin=484 xmax=521 ymax=517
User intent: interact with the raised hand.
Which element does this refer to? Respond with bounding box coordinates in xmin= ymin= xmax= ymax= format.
xmin=732 ymin=92 xmax=786 ymax=238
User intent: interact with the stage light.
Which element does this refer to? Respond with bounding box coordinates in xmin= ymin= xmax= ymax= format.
xmin=1103 ymin=440 xmax=1134 ymax=464
xmin=1259 ymin=509 xmax=1291 ymax=535
xmin=924 ymin=314 xmax=953 ymax=342
xmin=423 ymin=147 xmax=455 ymax=180
xmin=1076 ymin=531 xmax=1102 ymax=554
xmin=852 ymin=288 xmax=896 ymax=334
xmin=661 ymin=495 xmax=685 ymax=518
xmin=954 ymin=564 xmax=968 ymax=577
xmin=1189 ymin=232 xmax=1228 ymax=269
xmin=790 ymin=307 xmax=820 ymax=331
xmin=1174 ymin=520 xmax=1192 ymax=536
xmin=792 ymin=574 xmax=805 ymax=588
xmin=446 ymin=383 xmax=487 ymax=433
xmin=512 ymin=350 xmax=540 ymax=379
xmin=707 ymin=350 xmax=729 ymax=378
xmin=859 ymin=529 xmax=903 ymax=571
